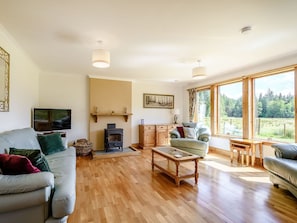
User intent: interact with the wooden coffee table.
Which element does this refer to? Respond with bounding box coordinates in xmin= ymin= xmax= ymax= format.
xmin=152 ymin=147 xmax=200 ymax=186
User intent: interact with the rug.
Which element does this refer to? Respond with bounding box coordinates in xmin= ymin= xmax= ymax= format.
xmin=93 ymin=146 xmax=141 ymax=159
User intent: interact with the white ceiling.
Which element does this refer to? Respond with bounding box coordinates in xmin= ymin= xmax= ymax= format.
xmin=1 ymin=0 xmax=297 ymax=84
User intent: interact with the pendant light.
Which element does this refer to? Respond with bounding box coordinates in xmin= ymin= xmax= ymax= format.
xmin=192 ymin=60 xmax=206 ymax=78
xmin=92 ymin=40 xmax=110 ymax=68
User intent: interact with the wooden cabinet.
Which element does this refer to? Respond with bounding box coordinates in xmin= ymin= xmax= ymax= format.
xmin=139 ymin=124 xmax=176 ymax=149
xmin=156 ymin=125 xmax=169 ymax=146
xmin=139 ymin=125 xmax=156 ymax=149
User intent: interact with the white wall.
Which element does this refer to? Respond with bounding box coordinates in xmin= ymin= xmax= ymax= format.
xmin=0 ymin=25 xmax=39 ymax=132
xmin=37 ymin=75 xmax=184 ymax=145
xmin=38 ymin=72 xmax=89 ymax=143
xmin=131 ymin=81 xmax=184 ymax=144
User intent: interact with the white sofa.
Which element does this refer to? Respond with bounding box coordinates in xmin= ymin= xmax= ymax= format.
xmin=0 ymin=128 xmax=76 ymax=223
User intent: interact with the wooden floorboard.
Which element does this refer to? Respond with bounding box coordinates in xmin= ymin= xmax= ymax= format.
xmin=68 ymin=150 xmax=297 ymax=223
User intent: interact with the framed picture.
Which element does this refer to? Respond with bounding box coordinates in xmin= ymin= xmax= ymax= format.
xmin=0 ymin=46 xmax=10 ymax=112
xmin=143 ymin=93 xmax=174 ymax=109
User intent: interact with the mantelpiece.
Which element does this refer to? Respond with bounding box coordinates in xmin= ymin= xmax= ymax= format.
xmin=90 ymin=112 xmax=133 ymax=123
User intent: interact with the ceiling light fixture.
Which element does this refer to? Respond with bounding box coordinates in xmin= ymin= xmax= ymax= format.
xmin=192 ymin=60 xmax=206 ymax=78
xmin=92 ymin=40 xmax=110 ymax=68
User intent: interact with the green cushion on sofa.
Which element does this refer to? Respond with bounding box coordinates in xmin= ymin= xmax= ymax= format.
xmin=9 ymin=148 xmax=51 ymax=172
xmin=37 ymin=133 xmax=65 ymax=155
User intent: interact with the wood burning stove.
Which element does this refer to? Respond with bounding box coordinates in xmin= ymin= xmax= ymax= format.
xmin=104 ymin=123 xmax=123 ymax=152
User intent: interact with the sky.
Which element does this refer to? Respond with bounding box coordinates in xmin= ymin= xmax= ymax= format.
xmin=220 ymin=71 xmax=294 ymax=99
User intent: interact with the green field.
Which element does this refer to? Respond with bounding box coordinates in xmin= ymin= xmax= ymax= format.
xmin=219 ymin=117 xmax=295 ymax=142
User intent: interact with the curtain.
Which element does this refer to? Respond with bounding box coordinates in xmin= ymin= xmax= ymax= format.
xmin=188 ymin=88 xmax=196 ymax=122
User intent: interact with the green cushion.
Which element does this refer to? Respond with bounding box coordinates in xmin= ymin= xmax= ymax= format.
xmin=37 ymin=133 xmax=65 ymax=155
xmin=9 ymin=148 xmax=51 ymax=172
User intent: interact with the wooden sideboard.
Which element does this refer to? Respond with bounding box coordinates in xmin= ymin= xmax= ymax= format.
xmin=139 ymin=124 xmax=176 ymax=149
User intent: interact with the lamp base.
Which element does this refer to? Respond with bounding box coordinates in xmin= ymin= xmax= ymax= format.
xmin=173 ymin=115 xmax=178 ymax=124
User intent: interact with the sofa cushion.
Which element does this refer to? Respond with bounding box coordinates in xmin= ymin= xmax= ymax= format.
xmin=46 ymin=147 xmax=76 ymax=218
xmin=183 ymin=127 xmax=196 ymax=139
xmin=9 ymin=148 xmax=51 ymax=172
xmin=170 ymin=138 xmax=208 ymax=157
xmin=176 ymin=126 xmax=185 ymax=138
xmin=272 ymin=143 xmax=297 ymax=160
xmin=0 ymin=128 xmax=41 ymax=154
xmin=182 ymin=122 xmax=198 ymax=128
xmin=37 ymin=133 xmax=65 ymax=155
xmin=0 ymin=171 xmax=54 ymax=195
xmin=0 ymin=154 xmax=40 ymax=175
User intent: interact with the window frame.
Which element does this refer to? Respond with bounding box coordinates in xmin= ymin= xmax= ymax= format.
xmin=195 ymin=88 xmax=211 ymax=127
xmin=192 ymin=64 xmax=297 ymax=143
xmin=251 ymin=69 xmax=296 ymax=142
xmin=216 ymin=80 xmax=243 ymax=137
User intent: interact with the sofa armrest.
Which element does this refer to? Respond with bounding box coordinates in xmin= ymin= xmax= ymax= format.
xmin=272 ymin=143 xmax=297 ymax=159
xmin=197 ymin=126 xmax=211 ymax=142
xmin=198 ymin=134 xmax=210 ymax=142
xmin=0 ymin=172 xmax=54 ymax=195
xmin=170 ymin=129 xmax=181 ymax=138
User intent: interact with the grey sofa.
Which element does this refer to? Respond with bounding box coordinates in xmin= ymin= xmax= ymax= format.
xmin=0 ymin=128 xmax=76 ymax=223
xmin=170 ymin=122 xmax=211 ymax=157
xmin=264 ymin=143 xmax=297 ymax=198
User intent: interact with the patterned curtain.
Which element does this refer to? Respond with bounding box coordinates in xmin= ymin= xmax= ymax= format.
xmin=188 ymin=88 xmax=197 ymax=122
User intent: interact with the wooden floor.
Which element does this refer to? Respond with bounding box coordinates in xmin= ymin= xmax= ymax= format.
xmin=68 ymin=149 xmax=297 ymax=223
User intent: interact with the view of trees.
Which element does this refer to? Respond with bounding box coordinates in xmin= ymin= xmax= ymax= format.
xmin=220 ymin=94 xmax=242 ymax=118
xmin=219 ymin=89 xmax=294 ymax=119
xmin=256 ymin=89 xmax=294 ymax=118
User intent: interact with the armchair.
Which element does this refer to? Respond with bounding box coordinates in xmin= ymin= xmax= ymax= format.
xmin=170 ymin=122 xmax=211 ymax=157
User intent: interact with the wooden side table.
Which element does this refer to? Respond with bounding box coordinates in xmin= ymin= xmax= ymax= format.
xmin=230 ymin=142 xmax=251 ymax=166
xmin=229 ymin=138 xmax=263 ymax=166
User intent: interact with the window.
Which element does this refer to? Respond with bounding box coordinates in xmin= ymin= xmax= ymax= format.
xmin=218 ymin=82 xmax=243 ymax=136
xmin=196 ymin=89 xmax=211 ymax=127
xmin=253 ymin=71 xmax=295 ymax=142
xmin=194 ymin=65 xmax=296 ymax=142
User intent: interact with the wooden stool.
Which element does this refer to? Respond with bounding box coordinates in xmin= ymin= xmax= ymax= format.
xmin=230 ymin=142 xmax=251 ymax=166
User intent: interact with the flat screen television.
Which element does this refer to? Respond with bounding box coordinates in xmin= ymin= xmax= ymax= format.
xmin=33 ymin=108 xmax=71 ymax=131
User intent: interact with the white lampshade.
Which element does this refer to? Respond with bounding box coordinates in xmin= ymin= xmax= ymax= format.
xmin=192 ymin=66 xmax=206 ymax=78
xmin=92 ymin=49 xmax=110 ymax=68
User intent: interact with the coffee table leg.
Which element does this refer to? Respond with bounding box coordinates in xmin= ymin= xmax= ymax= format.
xmin=152 ymin=150 xmax=154 ymax=171
xmin=175 ymin=162 xmax=180 ymax=186
xmin=195 ymin=159 xmax=198 ymax=184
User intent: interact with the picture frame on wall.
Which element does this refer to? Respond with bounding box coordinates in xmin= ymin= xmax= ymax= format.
xmin=0 ymin=46 xmax=10 ymax=112
xmin=143 ymin=93 xmax=174 ymax=109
